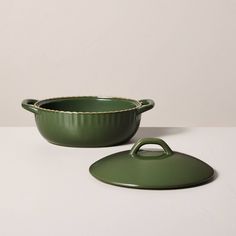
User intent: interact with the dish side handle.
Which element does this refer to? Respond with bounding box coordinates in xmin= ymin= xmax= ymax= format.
xmin=22 ymin=99 xmax=38 ymax=114
xmin=137 ymin=99 xmax=155 ymax=114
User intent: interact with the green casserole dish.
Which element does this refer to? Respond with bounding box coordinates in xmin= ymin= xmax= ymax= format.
xmin=22 ymin=96 xmax=155 ymax=147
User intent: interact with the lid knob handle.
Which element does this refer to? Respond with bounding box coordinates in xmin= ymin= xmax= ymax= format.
xmin=130 ymin=138 xmax=173 ymax=156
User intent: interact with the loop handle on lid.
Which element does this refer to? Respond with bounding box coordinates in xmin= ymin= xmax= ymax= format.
xmin=130 ymin=138 xmax=173 ymax=156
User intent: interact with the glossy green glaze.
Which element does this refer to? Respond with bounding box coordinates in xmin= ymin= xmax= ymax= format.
xmin=89 ymin=138 xmax=215 ymax=189
xmin=22 ymin=97 xmax=154 ymax=147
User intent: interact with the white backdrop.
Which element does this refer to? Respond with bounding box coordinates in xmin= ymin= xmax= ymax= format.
xmin=0 ymin=0 xmax=235 ymax=126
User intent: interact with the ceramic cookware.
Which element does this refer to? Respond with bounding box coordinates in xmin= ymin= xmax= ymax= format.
xmin=90 ymin=138 xmax=214 ymax=189
xmin=22 ymin=96 xmax=154 ymax=147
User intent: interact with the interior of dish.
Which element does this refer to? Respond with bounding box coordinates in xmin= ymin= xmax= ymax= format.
xmin=37 ymin=97 xmax=139 ymax=112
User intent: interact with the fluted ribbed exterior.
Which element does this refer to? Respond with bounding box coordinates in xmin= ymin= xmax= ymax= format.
xmin=35 ymin=109 xmax=141 ymax=147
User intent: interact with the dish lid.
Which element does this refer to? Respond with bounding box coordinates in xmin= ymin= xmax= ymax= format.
xmin=89 ymin=138 xmax=214 ymax=189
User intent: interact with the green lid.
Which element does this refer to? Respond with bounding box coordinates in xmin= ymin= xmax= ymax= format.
xmin=89 ymin=138 xmax=214 ymax=189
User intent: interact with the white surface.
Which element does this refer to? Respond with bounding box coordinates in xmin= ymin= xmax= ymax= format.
xmin=0 ymin=127 xmax=236 ymax=236
xmin=1 ymin=1 xmax=236 ymax=126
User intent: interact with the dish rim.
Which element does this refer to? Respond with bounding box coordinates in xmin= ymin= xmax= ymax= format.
xmin=34 ymin=96 xmax=143 ymax=114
